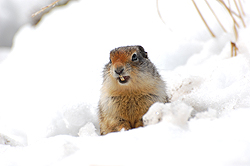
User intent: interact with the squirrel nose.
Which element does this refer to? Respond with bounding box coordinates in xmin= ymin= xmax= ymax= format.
xmin=115 ymin=67 xmax=124 ymax=75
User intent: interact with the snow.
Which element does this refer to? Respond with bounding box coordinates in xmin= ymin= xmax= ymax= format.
xmin=143 ymin=101 xmax=193 ymax=128
xmin=1 ymin=0 xmax=250 ymax=165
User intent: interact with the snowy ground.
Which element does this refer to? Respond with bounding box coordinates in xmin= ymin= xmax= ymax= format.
xmin=1 ymin=0 xmax=250 ymax=165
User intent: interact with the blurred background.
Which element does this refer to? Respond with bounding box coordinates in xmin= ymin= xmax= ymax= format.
xmin=0 ymin=0 xmax=71 ymax=47
xmin=0 ymin=0 xmax=242 ymax=68
xmin=0 ymin=0 xmax=70 ymax=62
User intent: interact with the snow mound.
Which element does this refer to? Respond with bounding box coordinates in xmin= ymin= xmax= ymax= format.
xmin=78 ymin=122 xmax=98 ymax=137
xmin=167 ymin=53 xmax=250 ymax=112
xmin=0 ymin=134 xmax=23 ymax=147
xmin=143 ymin=102 xmax=193 ymax=129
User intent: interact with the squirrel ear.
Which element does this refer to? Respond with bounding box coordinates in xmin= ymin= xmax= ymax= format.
xmin=137 ymin=45 xmax=148 ymax=59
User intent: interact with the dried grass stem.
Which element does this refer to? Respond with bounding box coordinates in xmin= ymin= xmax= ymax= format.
xmin=192 ymin=0 xmax=216 ymax=37
xmin=32 ymin=0 xmax=62 ymax=18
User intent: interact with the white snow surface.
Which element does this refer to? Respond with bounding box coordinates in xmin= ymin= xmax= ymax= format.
xmin=1 ymin=0 xmax=250 ymax=165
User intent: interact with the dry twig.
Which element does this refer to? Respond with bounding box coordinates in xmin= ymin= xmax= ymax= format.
xmin=218 ymin=0 xmax=239 ymax=40
xmin=233 ymin=0 xmax=246 ymax=27
xmin=156 ymin=0 xmax=166 ymax=24
xmin=238 ymin=0 xmax=245 ymax=16
xmin=205 ymin=0 xmax=227 ymax=33
xmin=192 ymin=0 xmax=216 ymax=37
xmin=32 ymin=0 xmax=62 ymax=18
xmin=231 ymin=42 xmax=238 ymax=57
xmin=156 ymin=0 xmax=246 ymax=57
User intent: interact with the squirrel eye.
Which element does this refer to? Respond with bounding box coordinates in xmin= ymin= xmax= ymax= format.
xmin=131 ymin=53 xmax=138 ymax=61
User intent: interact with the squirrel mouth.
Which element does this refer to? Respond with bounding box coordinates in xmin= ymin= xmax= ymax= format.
xmin=118 ymin=75 xmax=130 ymax=84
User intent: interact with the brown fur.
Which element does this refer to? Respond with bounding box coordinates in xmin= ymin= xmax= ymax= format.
xmin=98 ymin=45 xmax=168 ymax=135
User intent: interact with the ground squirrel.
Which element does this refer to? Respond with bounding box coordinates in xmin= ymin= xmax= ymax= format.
xmin=98 ymin=45 xmax=168 ymax=135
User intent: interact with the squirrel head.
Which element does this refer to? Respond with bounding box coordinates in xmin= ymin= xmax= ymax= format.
xmin=108 ymin=45 xmax=148 ymax=85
